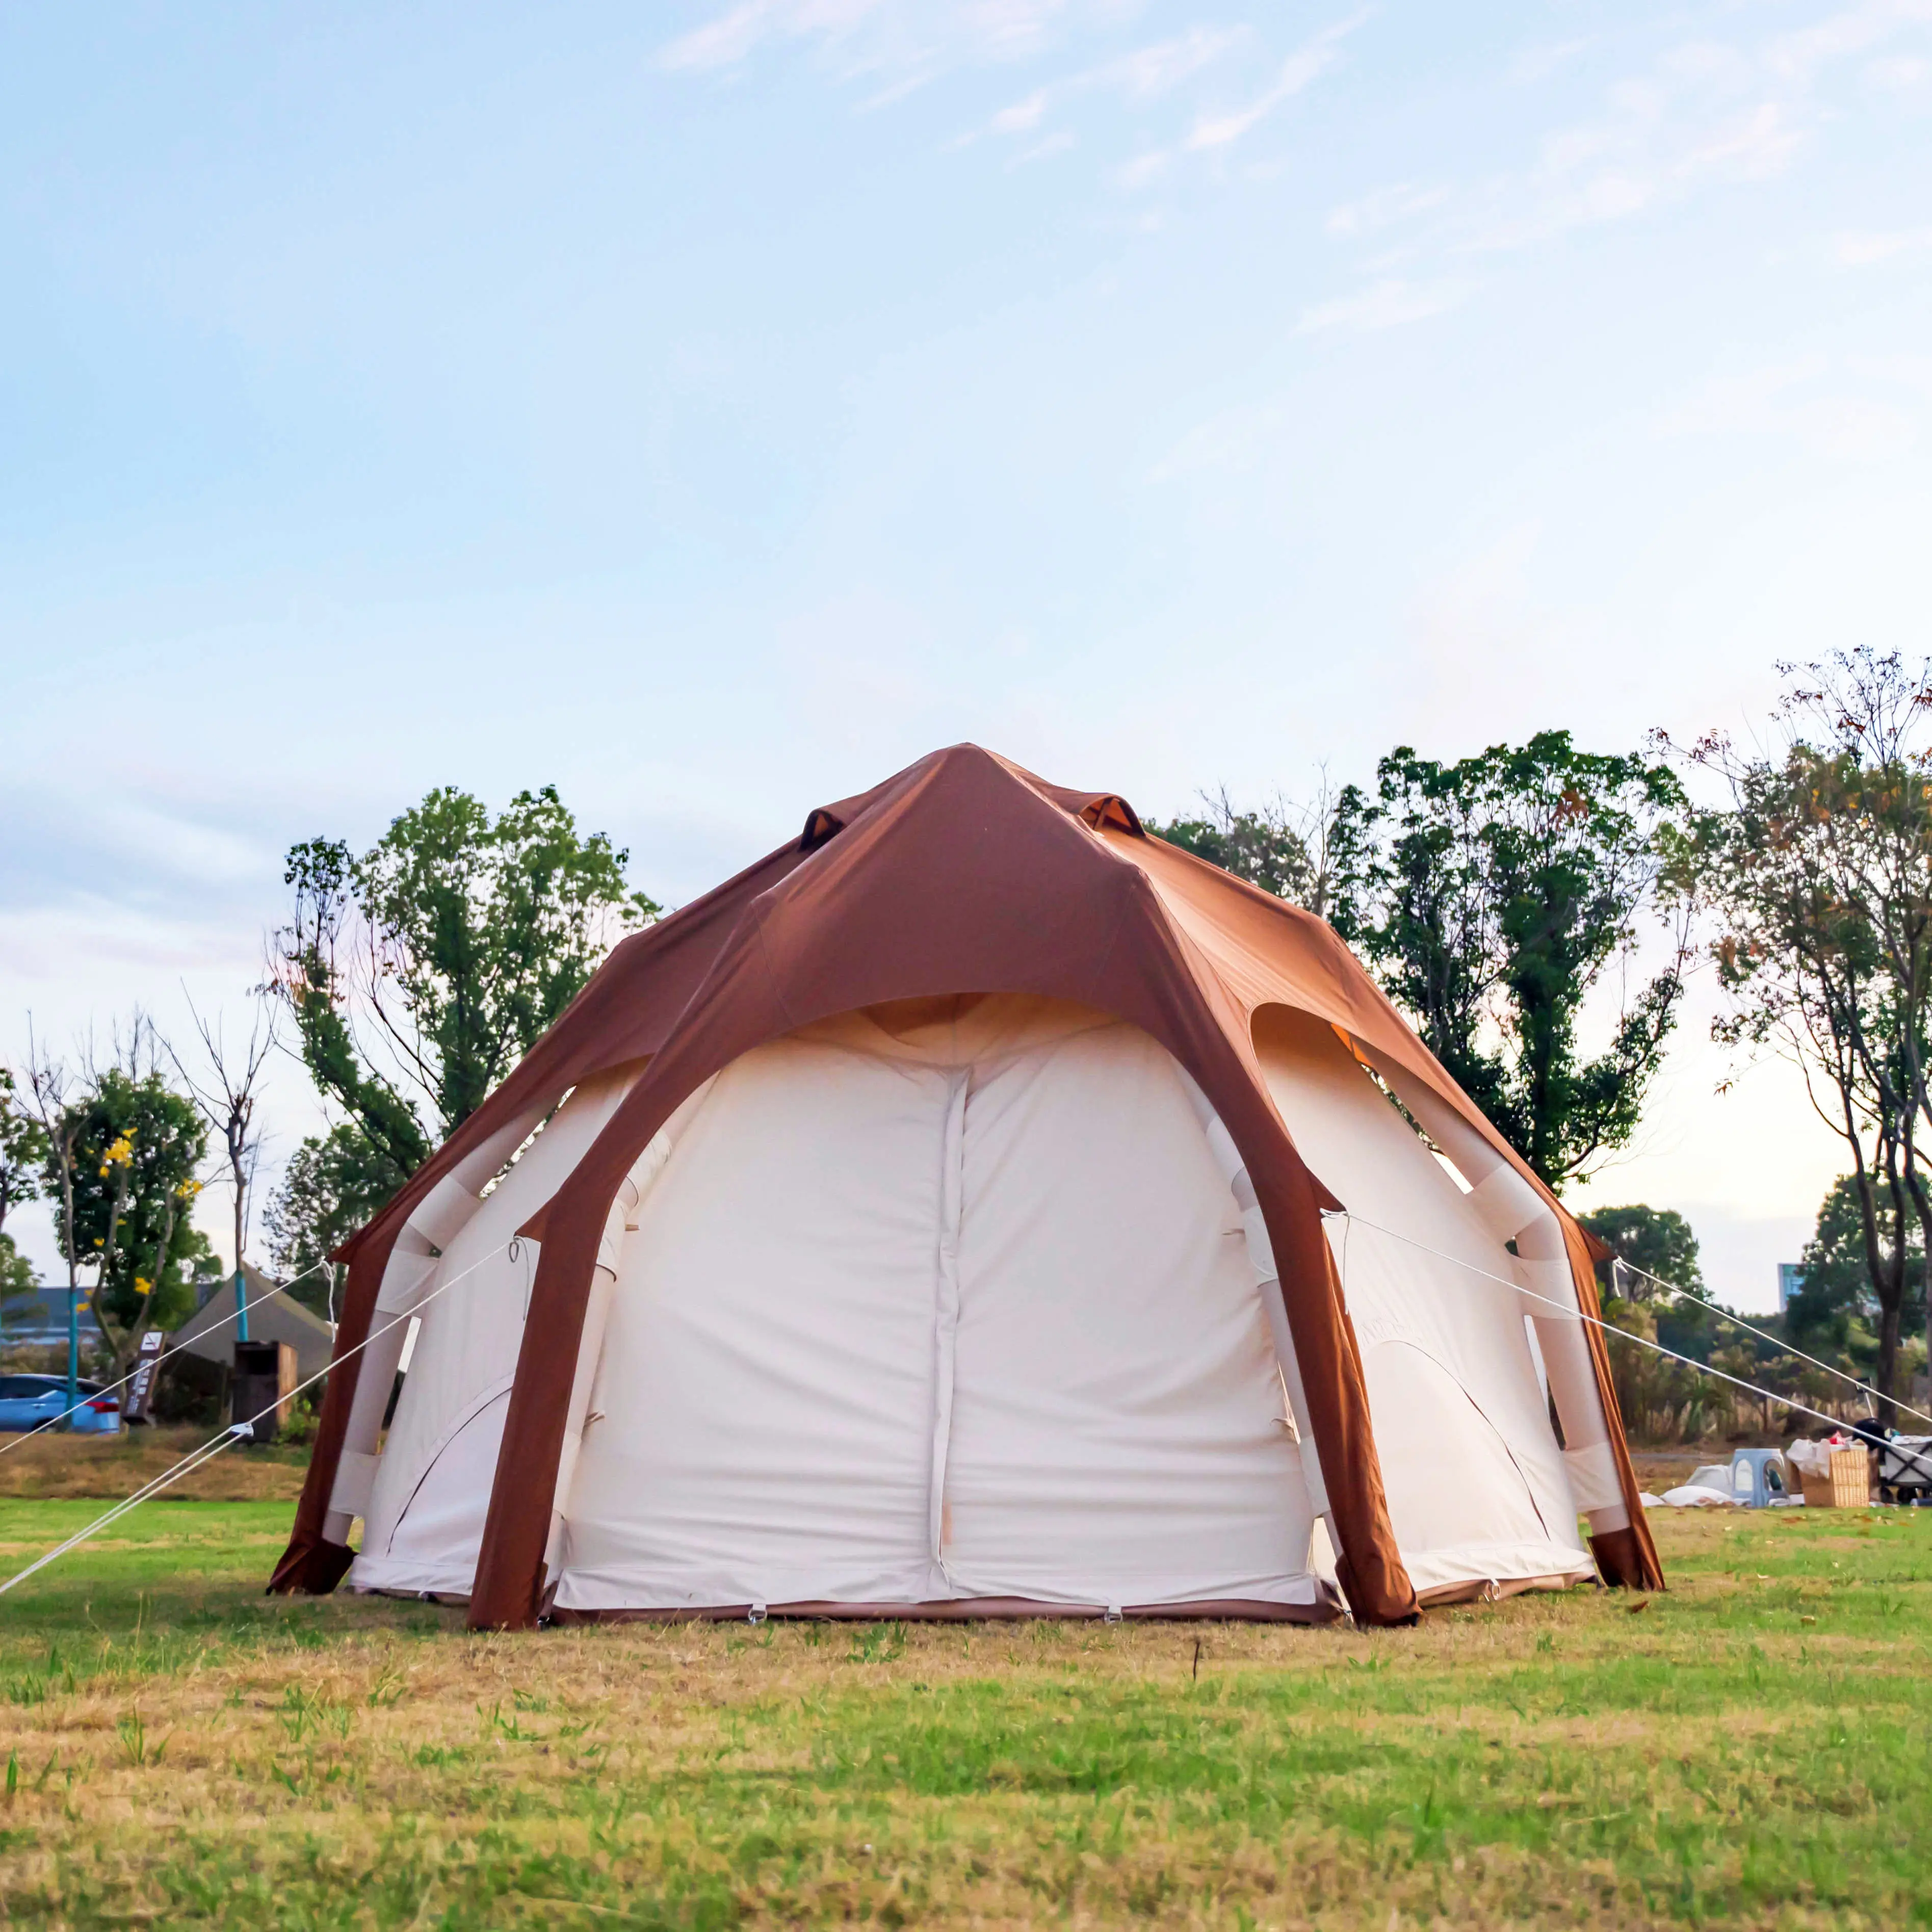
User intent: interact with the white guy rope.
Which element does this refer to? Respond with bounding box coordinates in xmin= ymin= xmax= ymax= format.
xmin=1601 ymin=1251 xmax=1932 ymax=1430
xmin=1324 ymin=1210 xmax=1920 ymax=1444
xmin=0 ymin=1238 xmax=512 ymax=1601
xmin=0 ymin=1256 xmax=337 ymax=1456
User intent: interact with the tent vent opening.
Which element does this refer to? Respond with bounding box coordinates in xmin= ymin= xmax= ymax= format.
xmin=1079 ymin=795 xmax=1144 ymax=836
xmin=799 ymin=807 xmax=844 ymax=851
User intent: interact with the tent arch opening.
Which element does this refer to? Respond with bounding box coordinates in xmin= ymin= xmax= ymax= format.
xmin=356 ymin=993 xmax=1341 ymax=1619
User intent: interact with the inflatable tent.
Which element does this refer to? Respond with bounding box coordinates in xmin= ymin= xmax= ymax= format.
xmin=272 ymin=747 xmax=1661 ymax=1629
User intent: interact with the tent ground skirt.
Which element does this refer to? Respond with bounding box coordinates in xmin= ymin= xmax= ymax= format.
xmin=545 ymin=1591 xmax=1345 ymax=1626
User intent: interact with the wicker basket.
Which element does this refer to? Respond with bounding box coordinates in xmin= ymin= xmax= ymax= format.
xmin=1800 ymin=1447 xmax=1871 ymax=1509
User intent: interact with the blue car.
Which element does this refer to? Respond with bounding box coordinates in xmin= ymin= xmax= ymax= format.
xmin=0 ymin=1374 xmax=120 ymax=1434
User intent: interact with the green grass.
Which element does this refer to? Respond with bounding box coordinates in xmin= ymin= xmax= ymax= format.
xmin=1 ymin=1499 xmax=1929 ymax=1927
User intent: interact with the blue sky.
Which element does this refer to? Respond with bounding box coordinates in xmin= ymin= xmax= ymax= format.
xmin=5 ymin=1 xmax=1932 ymax=1306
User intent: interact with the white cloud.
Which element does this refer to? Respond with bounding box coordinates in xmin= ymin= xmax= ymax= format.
xmin=977 ymin=26 xmax=1245 ymax=144
xmin=1295 ymin=275 xmax=1469 ymax=335
xmin=659 ymin=0 xmax=887 ymax=73
xmin=1865 ymin=50 xmax=1931 ymax=84
xmin=1110 ymin=25 xmax=1247 ymax=98
xmin=1454 ymin=5 xmax=1932 ymax=255
xmin=991 ymin=88 xmax=1050 ymax=132
xmin=1506 ymin=36 xmax=1592 ymax=85
xmin=658 ymin=0 xmax=1076 ymax=80
xmin=1184 ymin=11 xmax=1368 ymax=151
xmin=1835 ymin=223 xmax=1932 ymax=264
xmin=1012 ymin=128 xmax=1076 ymax=163
xmin=1114 ymin=147 xmax=1170 ymax=190
xmin=1325 ymin=180 xmax=1450 ymax=237
xmin=1653 ymin=355 xmax=1925 ymax=463
xmin=1763 ymin=0 xmax=1932 ymax=86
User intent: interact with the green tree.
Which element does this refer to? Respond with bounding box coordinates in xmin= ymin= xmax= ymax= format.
xmin=1788 ymin=1174 xmax=1923 ymax=1367
xmin=52 ymin=1069 xmax=215 ymax=1378
xmin=1332 ymin=733 xmax=1689 ymax=1190
xmin=0 ymin=1069 xmax=48 ymax=1341
xmin=1579 ymin=1202 xmax=1714 ymax=1366
xmin=1146 ymin=785 xmax=1349 ymax=920
xmin=274 ymin=785 xmax=659 ymax=1179
xmin=1577 ymin=1203 xmax=1705 ymax=1295
xmin=21 ymin=1036 xmax=90 ymax=1409
xmin=0 ymin=1066 xmax=48 ymax=1243
xmin=1673 ymin=650 xmax=1932 ymax=1422
xmin=265 ymin=1123 xmax=406 ymax=1314
xmin=0 ymin=1233 xmax=35 ymax=1338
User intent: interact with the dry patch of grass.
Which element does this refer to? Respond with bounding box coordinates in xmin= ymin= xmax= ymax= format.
xmin=0 ymin=1503 xmax=1928 ymax=1928
xmin=0 ymin=1428 xmax=309 ymax=1502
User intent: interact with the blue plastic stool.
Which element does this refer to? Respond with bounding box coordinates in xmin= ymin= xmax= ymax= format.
xmin=1728 ymin=1448 xmax=1792 ymax=1507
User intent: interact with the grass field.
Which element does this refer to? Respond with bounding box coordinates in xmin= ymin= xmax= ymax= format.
xmin=1 ymin=1489 xmax=1928 ymax=1929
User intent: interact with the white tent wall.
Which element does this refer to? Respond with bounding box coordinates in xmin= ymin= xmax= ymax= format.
xmin=1251 ymin=1008 xmax=1594 ymax=1599
xmin=348 ymin=1063 xmax=646 ymax=1596
xmin=341 ymin=991 xmax=1605 ymax=1615
xmin=552 ymin=996 xmax=1327 ymax=1615
xmin=1363 ymin=1057 xmax=1631 ymax=1538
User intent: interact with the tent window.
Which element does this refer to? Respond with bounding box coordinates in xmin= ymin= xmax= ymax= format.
xmin=1336 ymin=1032 xmax=1478 ymax=1194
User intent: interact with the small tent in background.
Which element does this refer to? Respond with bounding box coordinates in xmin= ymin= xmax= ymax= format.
xmin=168 ymin=1264 xmax=335 ymax=1387
xmin=272 ymin=747 xmax=1660 ymax=1630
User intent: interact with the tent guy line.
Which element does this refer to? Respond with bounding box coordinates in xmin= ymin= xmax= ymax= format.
xmin=1597 ymin=1248 xmax=1932 ymax=1431
xmin=0 ymin=1239 xmax=512 ymax=1601
xmin=1327 ymin=1210 xmax=1929 ymax=1437
xmin=5 ymin=1204 xmax=1882 ymax=1607
xmin=0 ymin=1255 xmax=338 ymax=1457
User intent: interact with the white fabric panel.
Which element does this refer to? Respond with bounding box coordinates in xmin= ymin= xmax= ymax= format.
xmin=545 ymin=1172 xmax=643 ymax=1576
xmin=1170 ymin=1065 xmax=1331 ymax=1525
xmin=1383 ymin=1075 xmax=1628 ymax=1536
xmin=1564 ymin=1441 xmax=1626 ymax=1512
xmin=556 ymin=1029 xmax=953 ymax=1609
xmin=328 ymin=1450 xmax=380 ymax=1520
xmin=351 ymin=1064 xmax=644 ymax=1596
xmin=941 ymin=1020 xmax=1319 ymax=1605
xmin=1254 ymin=1010 xmax=1590 ymax=1596
xmin=554 ymin=996 xmax=1320 ymax=1614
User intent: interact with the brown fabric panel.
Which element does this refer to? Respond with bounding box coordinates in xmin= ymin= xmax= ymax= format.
xmin=1586 ymin=1526 xmax=1654 ymax=1591
xmin=334 ymin=839 xmax=812 ymax=1270
xmin=268 ymin=840 xmax=819 ymax=1599
xmin=468 ymin=747 xmax=1417 ymax=1631
xmin=1563 ymin=1218 xmax=1665 ymax=1589
xmin=802 ymin=746 xmax=1142 ymax=848
xmin=1124 ymin=826 xmax=1661 ymax=1599
xmin=547 ymin=1595 xmax=1342 ymax=1626
xmin=1121 ymin=832 xmax=1590 ymax=1238
xmin=266 ymin=1216 xmax=404 ymax=1594
xmin=268 ymin=1536 xmax=355 ymax=1597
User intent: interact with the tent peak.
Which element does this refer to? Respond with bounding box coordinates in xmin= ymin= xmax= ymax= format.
xmin=799 ymin=743 xmax=1145 ymax=852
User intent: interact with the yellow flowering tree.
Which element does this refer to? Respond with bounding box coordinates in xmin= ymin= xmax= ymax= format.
xmin=54 ymin=1067 xmax=215 ymax=1379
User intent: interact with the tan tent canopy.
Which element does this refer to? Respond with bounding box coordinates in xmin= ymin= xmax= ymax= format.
xmin=271 ymin=746 xmax=1660 ymax=1629
xmin=168 ymin=1264 xmax=334 ymax=1387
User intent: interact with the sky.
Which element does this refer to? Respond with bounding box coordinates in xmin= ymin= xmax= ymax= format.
xmin=5 ymin=0 xmax=1932 ymax=1311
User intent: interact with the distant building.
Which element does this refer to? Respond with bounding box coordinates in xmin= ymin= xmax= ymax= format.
xmin=3 ymin=1286 xmax=104 ymax=1347
xmin=1778 ymin=1263 xmax=1805 ymax=1312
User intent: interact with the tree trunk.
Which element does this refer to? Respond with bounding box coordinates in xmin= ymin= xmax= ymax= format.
xmin=57 ymin=1130 xmax=80 ymax=1424
xmin=1877 ymin=1298 xmax=1902 ymax=1427
xmin=105 ymin=1195 xmax=173 ymax=1389
xmin=232 ymin=1129 xmax=246 ymax=1298
xmin=1925 ymin=1246 xmax=1932 ymax=1417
